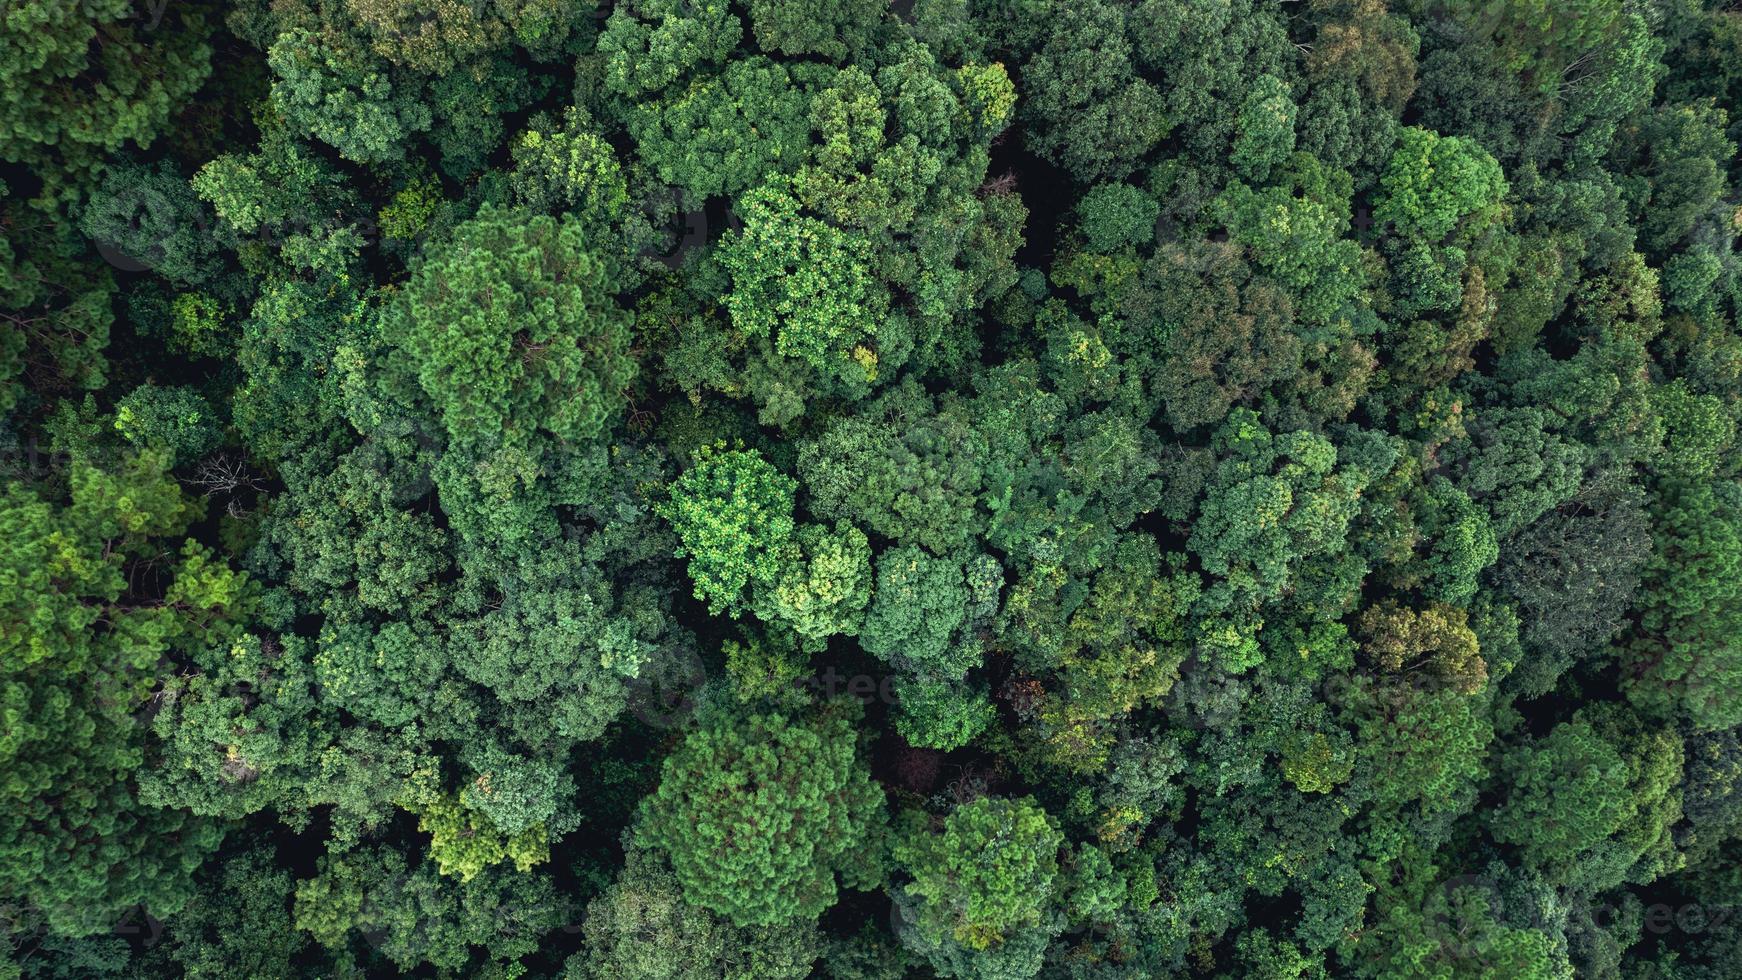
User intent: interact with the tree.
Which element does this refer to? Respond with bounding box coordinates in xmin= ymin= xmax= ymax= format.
xmin=860 ymin=545 xmax=975 ymax=678
xmin=1 ymin=194 xmax=116 ymax=417
xmin=1019 ymin=0 xmax=1167 ymax=181
xmin=746 ymin=0 xmax=882 ymax=62
xmin=1623 ymin=478 xmax=1742 ymax=730
xmin=1652 ymin=379 xmax=1735 ymax=483
xmin=573 ymin=846 xmax=822 ymax=980
xmin=1357 ymin=600 xmax=1487 ymax=696
xmin=253 ymin=446 xmax=453 ymax=620
xmin=267 ymin=28 xmax=432 ymax=165
xmin=313 ymin=621 xmax=441 ymax=729
xmin=1020 ymin=535 xmax=1196 ymax=770
xmin=892 ymin=796 xmax=1065 ymax=976
xmin=718 ymin=182 xmax=891 ymax=388
xmin=1374 ymin=127 xmax=1508 ymax=244
xmin=293 ymin=845 xmax=567 ymax=972
xmin=891 ymin=676 xmax=997 ymax=751
xmin=659 ymin=445 xmax=797 ymax=614
xmin=636 ymin=708 xmax=885 ymax=927
xmin=1214 ymin=179 xmax=1366 ymax=327
xmin=1616 ymin=100 xmax=1734 ymax=259
xmin=1231 ymin=74 xmax=1298 ymax=183
xmin=1367 ymin=125 xmax=1511 ymax=334
xmin=343 ymin=0 xmax=586 ymax=74
xmin=1489 ymin=709 xmax=1683 ymax=895
xmin=447 ymin=557 xmax=658 ymax=744
xmin=1679 ymin=728 xmax=1742 ymax=866
xmin=1186 ymin=410 xmax=1374 ymax=654
xmin=140 ymin=630 xmax=316 ymax=822
xmin=1141 ymin=242 xmax=1308 ymax=432
xmin=1075 ymin=183 xmax=1159 ymax=253
xmin=1344 ymin=847 xmax=1575 ymax=980
xmin=798 ymin=386 xmax=988 ymax=554
xmin=151 ymin=843 xmax=307 ymax=980
xmin=0 ymin=0 xmax=213 ymax=206
xmin=1296 ymin=0 xmax=1420 ymax=179
xmin=408 ymin=791 xmax=552 ymax=882
xmin=510 ymin=107 xmax=629 ymax=223
xmin=752 ymin=521 xmax=873 ymax=649
xmin=1112 ymin=0 xmax=1294 ymax=184
xmin=1443 ymin=406 xmax=1586 ymax=540
xmin=576 ymin=849 xmax=731 ymax=980
xmin=191 ymin=129 xmax=372 ymax=284
xmin=77 ymin=160 xmax=221 ymax=287
xmin=112 ymin=384 xmax=222 ymax=467
xmin=1 ymin=448 xmax=237 ymax=935
xmin=1347 ymin=678 xmax=1492 ymax=857
xmin=598 ymin=0 xmax=743 ymax=98
xmin=387 ymin=203 xmax=635 ymax=452
xmin=628 ymin=58 xmax=815 ymax=199
xmin=1491 ymin=472 xmax=1651 ymax=696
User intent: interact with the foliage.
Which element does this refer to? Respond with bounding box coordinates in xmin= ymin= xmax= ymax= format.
xmin=718 ymin=182 xmax=890 ymax=386
xmin=572 ymin=847 xmax=821 ymax=980
xmin=386 ymin=203 xmax=635 ymax=452
xmin=636 ymin=709 xmax=885 ymax=927
xmin=112 ymin=384 xmax=221 ymax=466
xmin=893 ymin=796 xmax=1065 ymax=974
xmin=861 ymin=545 xmax=974 ymax=677
xmin=1489 ymin=708 xmax=1683 ymax=895
xmin=0 ymin=0 xmax=212 ymax=206
xmin=660 ymin=445 xmax=797 ymax=614
xmin=8 ymin=4 xmax=1742 ymax=977
xmin=0 ymin=449 xmax=233 ymax=935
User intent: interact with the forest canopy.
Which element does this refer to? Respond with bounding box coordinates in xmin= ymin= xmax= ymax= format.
xmin=5 ymin=0 xmax=1742 ymax=977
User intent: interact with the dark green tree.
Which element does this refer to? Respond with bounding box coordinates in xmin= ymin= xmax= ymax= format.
xmin=636 ymin=708 xmax=885 ymax=927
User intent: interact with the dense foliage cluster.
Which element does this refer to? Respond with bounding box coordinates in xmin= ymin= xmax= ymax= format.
xmin=7 ymin=1 xmax=1742 ymax=977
